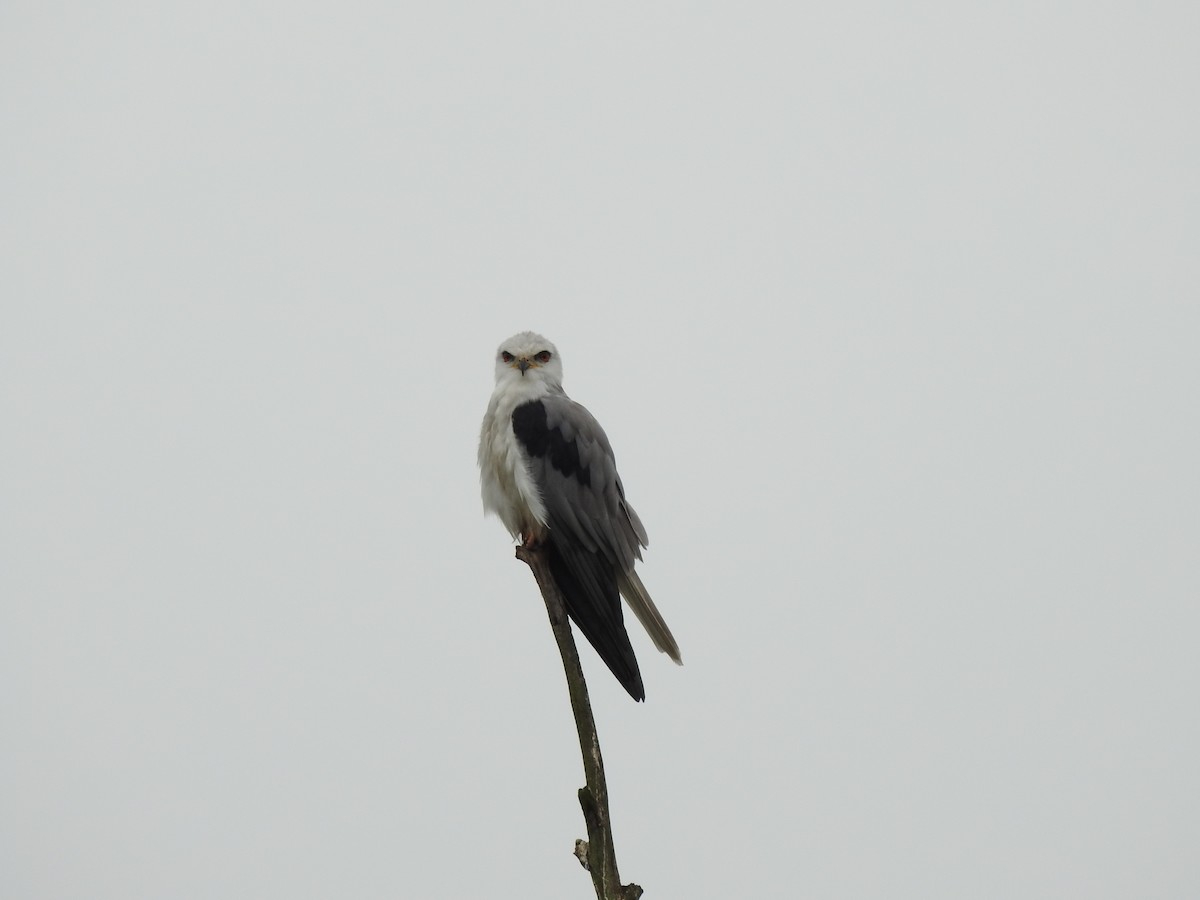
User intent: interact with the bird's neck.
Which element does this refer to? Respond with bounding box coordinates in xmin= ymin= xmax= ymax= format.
xmin=490 ymin=376 xmax=560 ymax=417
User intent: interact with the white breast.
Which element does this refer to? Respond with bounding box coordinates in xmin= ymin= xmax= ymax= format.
xmin=478 ymin=377 xmax=550 ymax=539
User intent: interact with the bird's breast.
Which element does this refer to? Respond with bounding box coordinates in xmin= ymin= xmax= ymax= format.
xmin=479 ymin=399 xmax=546 ymax=538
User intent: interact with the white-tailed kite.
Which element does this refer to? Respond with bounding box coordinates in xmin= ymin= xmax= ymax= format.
xmin=478 ymin=331 xmax=681 ymax=701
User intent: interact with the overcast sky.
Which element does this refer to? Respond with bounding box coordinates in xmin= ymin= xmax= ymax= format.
xmin=2 ymin=3 xmax=1197 ymax=899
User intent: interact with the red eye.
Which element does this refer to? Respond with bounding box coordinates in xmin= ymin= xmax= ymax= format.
xmin=501 ymin=351 xmax=514 ymax=362
xmin=536 ymin=351 xmax=552 ymax=363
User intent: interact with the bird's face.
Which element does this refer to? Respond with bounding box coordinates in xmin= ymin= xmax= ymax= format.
xmin=494 ymin=331 xmax=563 ymax=387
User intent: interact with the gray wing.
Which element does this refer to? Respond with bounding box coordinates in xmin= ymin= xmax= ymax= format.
xmin=511 ymin=396 xmax=681 ymax=664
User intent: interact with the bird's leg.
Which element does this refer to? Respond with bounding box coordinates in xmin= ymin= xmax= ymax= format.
xmin=520 ymin=527 xmax=544 ymax=551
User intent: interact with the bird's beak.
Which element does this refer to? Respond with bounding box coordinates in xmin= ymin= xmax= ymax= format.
xmin=517 ymin=358 xmax=530 ymax=375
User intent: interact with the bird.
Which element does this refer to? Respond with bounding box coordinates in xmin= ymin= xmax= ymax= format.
xmin=478 ymin=331 xmax=681 ymax=701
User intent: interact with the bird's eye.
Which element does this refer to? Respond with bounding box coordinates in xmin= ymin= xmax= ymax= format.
xmin=536 ymin=351 xmax=552 ymax=363
xmin=501 ymin=351 xmax=514 ymax=363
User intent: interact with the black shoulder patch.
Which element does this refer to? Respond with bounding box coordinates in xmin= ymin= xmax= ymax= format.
xmin=512 ymin=401 xmax=591 ymax=487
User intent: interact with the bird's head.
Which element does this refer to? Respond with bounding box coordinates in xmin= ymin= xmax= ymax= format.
xmin=494 ymin=331 xmax=563 ymax=388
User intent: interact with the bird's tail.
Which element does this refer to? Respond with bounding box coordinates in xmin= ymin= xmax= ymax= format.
xmin=618 ymin=569 xmax=683 ymax=665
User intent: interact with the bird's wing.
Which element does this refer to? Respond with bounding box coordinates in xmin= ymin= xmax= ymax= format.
xmin=512 ymin=396 xmax=681 ymax=669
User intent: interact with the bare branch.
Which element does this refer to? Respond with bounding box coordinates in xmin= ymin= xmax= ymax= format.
xmin=515 ymin=545 xmax=644 ymax=900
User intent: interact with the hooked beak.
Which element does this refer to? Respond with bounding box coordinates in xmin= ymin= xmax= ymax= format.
xmin=517 ymin=358 xmax=530 ymax=375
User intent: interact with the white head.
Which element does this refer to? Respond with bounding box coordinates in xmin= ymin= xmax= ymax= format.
xmin=493 ymin=331 xmax=564 ymax=389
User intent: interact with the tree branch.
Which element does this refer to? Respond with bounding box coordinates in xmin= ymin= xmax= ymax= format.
xmin=515 ymin=545 xmax=644 ymax=900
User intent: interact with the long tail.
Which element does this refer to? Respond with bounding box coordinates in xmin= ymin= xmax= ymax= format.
xmin=618 ymin=569 xmax=683 ymax=665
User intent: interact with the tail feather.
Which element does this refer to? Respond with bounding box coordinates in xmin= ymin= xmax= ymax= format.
xmin=618 ymin=569 xmax=683 ymax=664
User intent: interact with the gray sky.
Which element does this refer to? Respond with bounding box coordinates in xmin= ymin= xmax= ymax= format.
xmin=2 ymin=3 xmax=1197 ymax=898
